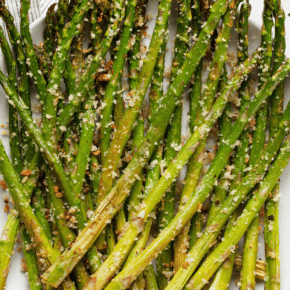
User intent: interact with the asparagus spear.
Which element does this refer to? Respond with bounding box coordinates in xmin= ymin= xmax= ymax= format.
xmin=166 ymin=97 xmax=290 ymax=290
xmin=208 ymin=209 xmax=240 ymax=290
xmin=188 ymin=0 xmax=203 ymax=130
xmin=32 ymin=187 xmax=53 ymax=242
xmin=0 ymin=28 xmax=21 ymax=174
xmin=241 ymin=1 xmax=273 ymax=287
xmin=0 ymin=214 xmax=20 ymax=289
xmin=127 ymin=117 xmax=145 ymax=221
xmin=58 ymin=19 xmax=103 ymax=273
xmin=264 ymin=2 xmax=285 ymax=289
xmin=144 ymin=264 xmax=159 ymax=290
xmin=20 ymin=0 xmax=48 ymax=105
xmin=206 ymin=69 xmax=231 ymax=224
xmin=102 ymin=58 xmax=290 ymax=290
xmin=184 ymin=133 xmax=290 ymax=290
xmin=43 ymin=3 xmax=57 ymax=57
xmin=56 ymin=0 xmax=69 ymax=36
xmin=70 ymin=93 xmax=97 ymax=197
xmin=20 ymin=227 xmax=43 ymax=290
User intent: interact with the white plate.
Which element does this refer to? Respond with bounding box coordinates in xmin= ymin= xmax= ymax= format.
xmin=0 ymin=1 xmax=290 ymax=289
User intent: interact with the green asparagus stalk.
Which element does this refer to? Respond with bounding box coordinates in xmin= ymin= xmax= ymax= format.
xmin=32 ymin=187 xmax=53 ymax=242
xmin=165 ymin=97 xmax=290 ymax=290
xmin=43 ymin=3 xmax=57 ymax=57
xmin=71 ymin=93 xmax=97 ymax=197
xmin=20 ymin=0 xmax=47 ymax=105
xmin=113 ymin=85 xmax=124 ymax=129
xmin=184 ymin=134 xmax=290 ymax=290
xmin=144 ymin=264 xmax=159 ymax=290
xmin=127 ymin=117 xmax=145 ymax=221
xmin=207 ymin=69 xmax=231 ymax=224
xmin=188 ymin=0 xmax=203 ymax=132
xmin=264 ymin=2 xmax=285 ymax=289
xmin=0 ymin=214 xmax=21 ymax=289
xmin=102 ymin=58 xmax=290 ymax=290
xmin=240 ymin=215 xmax=260 ymax=289
xmin=42 ymin=39 xmax=257 ymax=288
xmin=20 ymin=227 xmax=43 ymax=290
xmin=56 ymin=0 xmax=69 ymax=36
xmin=208 ymin=209 xmax=240 ymax=290
xmin=240 ymin=1 xmax=273 ymax=287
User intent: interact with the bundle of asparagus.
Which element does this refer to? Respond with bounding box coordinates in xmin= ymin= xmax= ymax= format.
xmin=0 ymin=0 xmax=288 ymax=289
